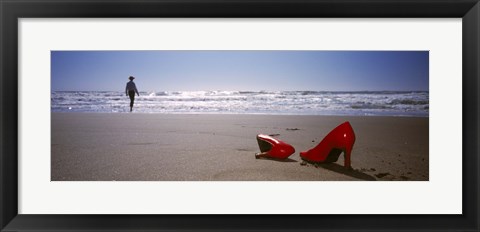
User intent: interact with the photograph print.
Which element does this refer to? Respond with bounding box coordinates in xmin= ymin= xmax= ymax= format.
xmin=51 ymin=50 xmax=429 ymax=181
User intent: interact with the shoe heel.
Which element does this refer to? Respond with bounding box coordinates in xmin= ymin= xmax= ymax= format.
xmin=344 ymin=146 xmax=352 ymax=168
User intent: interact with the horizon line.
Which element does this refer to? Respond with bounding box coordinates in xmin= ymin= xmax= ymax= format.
xmin=51 ymin=89 xmax=429 ymax=92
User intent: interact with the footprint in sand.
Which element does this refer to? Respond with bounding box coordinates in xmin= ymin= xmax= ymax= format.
xmin=375 ymin=172 xmax=391 ymax=178
xmin=375 ymin=172 xmax=411 ymax=181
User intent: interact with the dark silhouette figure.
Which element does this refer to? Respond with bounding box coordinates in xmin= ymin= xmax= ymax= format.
xmin=125 ymin=76 xmax=139 ymax=112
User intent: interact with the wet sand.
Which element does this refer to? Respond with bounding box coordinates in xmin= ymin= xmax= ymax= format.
xmin=51 ymin=113 xmax=428 ymax=181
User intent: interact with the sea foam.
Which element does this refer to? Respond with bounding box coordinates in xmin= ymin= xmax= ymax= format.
xmin=51 ymin=90 xmax=429 ymax=116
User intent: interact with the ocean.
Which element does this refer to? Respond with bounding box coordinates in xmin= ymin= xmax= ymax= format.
xmin=51 ymin=90 xmax=429 ymax=117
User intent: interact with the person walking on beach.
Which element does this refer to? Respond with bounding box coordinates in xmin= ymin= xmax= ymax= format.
xmin=125 ymin=76 xmax=139 ymax=112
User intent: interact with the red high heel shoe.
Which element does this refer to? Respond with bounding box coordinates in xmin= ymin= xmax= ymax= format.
xmin=256 ymin=134 xmax=295 ymax=160
xmin=300 ymin=122 xmax=356 ymax=168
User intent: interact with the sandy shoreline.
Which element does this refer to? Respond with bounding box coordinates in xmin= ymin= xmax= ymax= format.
xmin=51 ymin=113 xmax=428 ymax=181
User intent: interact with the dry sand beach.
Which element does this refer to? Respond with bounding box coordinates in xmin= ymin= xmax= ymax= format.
xmin=51 ymin=113 xmax=428 ymax=181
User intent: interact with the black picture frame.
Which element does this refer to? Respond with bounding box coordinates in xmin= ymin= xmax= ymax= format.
xmin=1 ymin=0 xmax=478 ymax=231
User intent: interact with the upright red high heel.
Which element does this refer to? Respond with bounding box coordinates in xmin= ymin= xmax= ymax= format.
xmin=300 ymin=121 xmax=356 ymax=168
xmin=256 ymin=134 xmax=295 ymax=160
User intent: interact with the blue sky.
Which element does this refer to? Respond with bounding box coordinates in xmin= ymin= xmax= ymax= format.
xmin=51 ymin=51 xmax=428 ymax=92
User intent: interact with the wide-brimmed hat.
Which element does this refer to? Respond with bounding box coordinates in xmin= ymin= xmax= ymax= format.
xmin=128 ymin=76 xmax=135 ymax=80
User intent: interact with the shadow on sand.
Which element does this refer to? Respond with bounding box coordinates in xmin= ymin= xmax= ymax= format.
xmin=256 ymin=157 xmax=298 ymax=162
xmin=316 ymin=163 xmax=377 ymax=181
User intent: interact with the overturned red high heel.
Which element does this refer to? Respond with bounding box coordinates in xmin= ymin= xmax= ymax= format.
xmin=255 ymin=134 xmax=295 ymax=160
xmin=300 ymin=122 xmax=356 ymax=168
